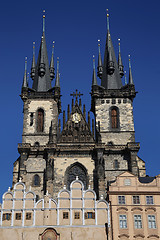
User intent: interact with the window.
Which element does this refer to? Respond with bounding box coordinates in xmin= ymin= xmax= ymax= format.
xmin=26 ymin=212 xmax=32 ymax=220
xmin=133 ymin=196 xmax=140 ymax=204
xmin=36 ymin=195 xmax=39 ymax=202
xmin=30 ymin=113 xmax=33 ymax=126
xmin=148 ymin=215 xmax=156 ymax=229
xmin=118 ymin=196 xmax=125 ymax=205
xmin=119 ymin=215 xmax=127 ymax=229
xmin=114 ymin=160 xmax=119 ymax=169
xmin=85 ymin=212 xmax=95 ymax=219
xmin=34 ymin=174 xmax=40 ymax=186
xmin=37 ymin=108 xmax=44 ymax=132
xmin=74 ymin=212 xmax=80 ymax=219
xmin=63 ymin=212 xmax=69 ymax=219
xmin=134 ymin=215 xmax=142 ymax=229
xmin=146 ymin=196 xmax=153 ymax=205
xmin=15 ymin=213 xmax=21 ymax=220
xmin=111 ymin=108 xmax=118 ymax=129
xmin=3 ymin=213 xmax=11 ymax=221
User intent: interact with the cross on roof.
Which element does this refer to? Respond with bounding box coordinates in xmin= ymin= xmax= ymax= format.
xmin=70 ymin=89 xmax=83 ymax=102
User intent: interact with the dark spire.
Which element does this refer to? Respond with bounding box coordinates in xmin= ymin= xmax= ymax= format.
xmin=128 ymin=55 xmax=134 ymax=85
xmin=22 ymin=57 xmax=28 ymax=88
xmin=31 ymin=42 xmax=36 ymax=80
xmin=32 ymin=11 xmax=52 ymax=92
xmin=49 ymin=41 xmax=55 ymax=80
xmin=118 ymin=39 xmax=124 ymax=78
xmin=55 ymin=57 xmax=60 ymax=87
xmin=97 ymin=40 xmax=103 ymax=79
xmin=92 ymin=55 xmax=98 ymax=86
xmin=101 ymin=10 xmax=123 ymax=89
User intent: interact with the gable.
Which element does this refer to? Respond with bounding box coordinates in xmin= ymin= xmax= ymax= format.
xmin=58 ymin=102 xmax=95 ymax=143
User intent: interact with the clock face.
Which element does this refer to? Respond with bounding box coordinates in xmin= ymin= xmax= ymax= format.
xmin=72 ymin=112 xmax=81 ymax=123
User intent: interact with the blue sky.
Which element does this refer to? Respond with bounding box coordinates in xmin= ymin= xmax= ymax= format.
xmin=0 ymin=0 xmax=160 ymax=199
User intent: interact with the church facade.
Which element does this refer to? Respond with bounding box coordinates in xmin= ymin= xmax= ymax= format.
xmin=1 ymin=11 xmax=158 ymax=240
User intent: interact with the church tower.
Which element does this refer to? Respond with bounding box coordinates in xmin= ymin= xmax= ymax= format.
xmin=12 ymin=11 xmax=145 ymax=201
xmin=91 ymin=11 xmax=145 ymax=188
xmin=13 ymin=13 xmax=61 ymax=200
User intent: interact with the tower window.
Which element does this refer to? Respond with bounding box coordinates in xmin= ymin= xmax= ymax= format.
xmin=114 ymin=160 xmax=119 ymax=169
xmin=30 ymin=113 xmax=33 ymax=126
xmin=111 ymin=108 xmax=119 ymax=128
xmin=33 ymin=174 xmax=40 ymax=186
xmin=37 ymin=108 xmax=44 ymax=132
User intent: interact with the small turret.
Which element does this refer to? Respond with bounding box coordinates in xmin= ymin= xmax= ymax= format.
xmin=39 ymin=36 xmax=46 ymax=77
xmin=22 ymin=57 xmax=28 ymax=88
xmin=55 ymin=57 xmax=60 ymax=87
xmin=97 ymin=40 xmax=103 ymax=79
xmin=92 ymin=55 xmax=98 ymax=86
xmin=124 ymin=71 xmax=127 ymax=85
xmin=49 ymin=41 xmax=55 ymax=80
xmin=118 ymin=39 xmax=124 ymax=78
xmin=128 ymin=55 xmax=134 ymax=85
xmin=31 ymin=42 xmax=36 ymax=80
xmin=107 ymin=11 xmax=115 ymax=75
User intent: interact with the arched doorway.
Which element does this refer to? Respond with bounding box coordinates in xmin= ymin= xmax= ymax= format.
xmin=40 ymin=228 xmax=60 ymax=240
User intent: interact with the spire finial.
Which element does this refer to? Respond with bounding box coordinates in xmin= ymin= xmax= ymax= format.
xmin=50 ymin=41 xmax=55 ymax=80
xmin=118 ymin=38 xmax=124 ymax=78
xmin=52 ymin=41 xmax=55 ymax=54
xmin=55 ymin=57 xmax=60 ymax=87
xmin=97 ymin=39 xmax=103 ymax=79
xmin=128 ymin=55 xmax=134 ymax=85
xmin=31 ymin=42 xmax=36 ymax=80
xmin=92 ymin=55 xmax=98 ymax=86
xmin=43 ymin=10 xmax=45 ymax=33
xmin=106 ymin=9 xmax=110 ymax=31
xmin=22 ymin=57 xmax=28 ymax=88
xmin=124 ymin=71 xmax=127 ymax=85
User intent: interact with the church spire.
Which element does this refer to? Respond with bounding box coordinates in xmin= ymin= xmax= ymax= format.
xmin=22 ymin=57 xmax=28 ymax=88
xmin=55 ymin=57 xmax=60 ymax=87
xmin=49 ymin=41 xmax=55 ymax=80
xmin=92 ymin=55 xmax=97 ymax=86
xmin=101 ymin=10 xmax=123 ymax=89
xmin=118 ymin=39 xmax=124 ymax=78
xmin=128 ymin=55 xmax=134 ymax=85
xmin=32 ymin=10 xmax=52 ymax=92
xmin=97 ymin=40 xmax=103 ymax=79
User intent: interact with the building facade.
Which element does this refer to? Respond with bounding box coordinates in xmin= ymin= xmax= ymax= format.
xmin=109 ymin=171 xmax=160 ymax=239
xmin=0 ymin=11 xmax=155 ymax=240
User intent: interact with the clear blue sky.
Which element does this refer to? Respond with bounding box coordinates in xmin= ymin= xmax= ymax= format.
xmin=0 ymin=0 xmax=160 ymax=199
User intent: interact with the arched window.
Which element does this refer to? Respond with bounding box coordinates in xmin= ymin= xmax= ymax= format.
xmin=65 ymin=163 xmax=88 ymax=190
xmin=33 ymin=174 xmax=40 ymax=186
xmin=37 ymin=108 xmax=44 ymax=132
xmin=111 ymin=107 xmax=119 ymax=129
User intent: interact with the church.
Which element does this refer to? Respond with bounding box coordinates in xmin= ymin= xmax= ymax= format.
xmin=0 ymin=11 xmax=159 ymax=240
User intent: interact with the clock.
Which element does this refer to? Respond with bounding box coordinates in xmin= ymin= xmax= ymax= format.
xmin=72 ymin=112 xmax=81 ymax=123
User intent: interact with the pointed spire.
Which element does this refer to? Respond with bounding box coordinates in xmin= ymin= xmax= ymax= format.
xmin=43 ymin=10 xmax=45 ymax=33
xmin=106 ymin=9 xmax=110 ymax=31
xmin=39 ymin=36 xmax=46 ymax=77
xmin=97 ymin=40 xmax=103 ymax=79
xmin=32 ymin=11 xmax=52 ymax=92
xmin=55 ymin=57 xmax=60 ymax=87
xmin=101 ymin=9 xmax=123 ymax=89
xmin=50 ymin=41 xmax=55 ymax=80
xmin=92 ymin=55 xmax=98 ymax=86
xmin=22 ymin=57 xmax=28 ymax=88
xmin=128 ymin=55 xmax=134 ymax=85
xmin=31 ymin=42 xmax=36 ymax=80
xmin=118 ymin=39 xmax=124 ymax=78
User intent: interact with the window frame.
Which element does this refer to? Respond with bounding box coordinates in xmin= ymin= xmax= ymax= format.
xmin=133 ymin=195 xmax=140 ymax=205
xmin=110 ymin=107 xmax=120 ymax=130
xmin=146 ymin=196 xmax=154 ymax=205
xmin=119 ymin=214 xmax=127 ymax=229
xmin=74 ymin=212 xmax=80 ymax=219
xmin=15 ymin=213 xmax=21 ymax=220
xmin=2 ymin=213 xmax=11 ymax=221
xmin=26 ymin=212 xmax=32 ymax=220
xmin=148 ymin=215 xmax=156 ymax=229
xmin=134 ymin=214 xmax=142 ymax=229
xmin=63 ymin=212 xmax=69 ymax=219
xmin=118 ymin=196 xmax=126 ymax=205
